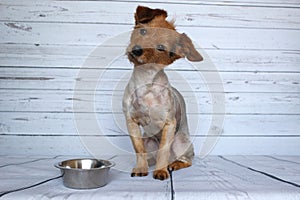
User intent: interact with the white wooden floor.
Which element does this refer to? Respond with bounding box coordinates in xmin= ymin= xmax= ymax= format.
xmin=0 ymin=156 xmax=299 ymax=200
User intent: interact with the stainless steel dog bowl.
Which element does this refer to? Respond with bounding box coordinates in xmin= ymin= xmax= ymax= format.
xmin=55 ymin=158 xmax=115 ymax=189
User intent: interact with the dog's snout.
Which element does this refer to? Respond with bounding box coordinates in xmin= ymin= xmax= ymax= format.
xmin=132 ymin=45 xmax=143 ymax=57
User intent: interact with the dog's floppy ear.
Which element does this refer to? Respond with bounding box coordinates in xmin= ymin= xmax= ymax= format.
xmin=135 ymin=6 xmax=167 ymax=24
xmin=179 ymin=33 xmax=203 ymax=62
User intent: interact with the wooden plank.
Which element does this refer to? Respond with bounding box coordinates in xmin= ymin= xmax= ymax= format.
xmin=0 ymin=89 xmax=299 ymax=114
xmin=171 ymin=156 xmax=300 ymax=200
xmin=0 ymin=135 xmax=299 ymax=156
xmin=0 ymin=156 xmax=64 ymax=193
xmin=268 ymin=156 xmax=300 ymax=164
xmin=104 ymin=0 xmax=300 ymax=6
xmin=1 ymin=1 xmax=299 ymax=29
xmin=1 ymin=23 xmax=299 ymax=50
xmin=56 ymin=0 xmax=300 ymax=6
xmin=0 ymin=155 xmax=300 ymax=199
xmin=225 ymin=156 xmax=300 ymax=185
xmin=0 ymin=44 xmax=299 ymax=72
xmin=1 ymin=112 xmax=300 ymax=136
xmin=0 ymin=135 xmax=90 ymax=156
xmin=211 ymin=137 xmax=300 ymax=155
xmin=0 ymin=155 xmax=170 ymax=200
xmin=1 ymin=67 xmax=299 ymax=92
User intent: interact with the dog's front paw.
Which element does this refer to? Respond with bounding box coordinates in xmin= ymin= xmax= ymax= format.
xmin=131 ymin=167 xmax=148 ymax=177
xmin=153 ymin=169 xmax=169 ymax=181
xmin=168 ymin=160 xmax=191 ymax=171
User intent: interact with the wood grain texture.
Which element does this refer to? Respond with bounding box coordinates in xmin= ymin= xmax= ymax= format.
xmin=1 ymin=45 xmax=299 ymax=72
xmin=1 ymin=67 xmax=299 ymax=92
xmin=1 ymin=155 xmax=298 ymax=199
xmin=1 ymin=22 xmax=299 ymax=49
xmin=1 ymin=113 xmax=299 ymax=136
xmin=0 ymin=89 xmax=299 ymax=114
xmin=0 ymin=135 xmax=299 ymax=156
xmin=172 ymin=156 xmax=300 ymax=200
xmin=1 ymin=0 xmax=299 ymax=29
xmin=0 ymin=0 xmax=299 ymax=155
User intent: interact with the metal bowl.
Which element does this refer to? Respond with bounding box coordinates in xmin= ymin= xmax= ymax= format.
xmin=55 ymin=158 xmax=115 ymax=189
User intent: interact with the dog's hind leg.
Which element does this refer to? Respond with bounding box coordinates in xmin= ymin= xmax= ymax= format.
xmin=169 ymin=132 xmax=194 ymax=171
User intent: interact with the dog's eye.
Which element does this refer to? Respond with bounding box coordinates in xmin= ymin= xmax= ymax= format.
xmin=140 ymin=29 xmax=147 ymax=35
xmin=157 ymin=44 xmax=166 ymax=51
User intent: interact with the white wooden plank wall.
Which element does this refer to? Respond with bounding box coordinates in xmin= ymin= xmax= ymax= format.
xmin=0 ymin=0 xmax=299 ymax=156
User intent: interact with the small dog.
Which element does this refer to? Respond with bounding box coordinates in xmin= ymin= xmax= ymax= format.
xmin=123 ymin=6 xmax=203 ymax=180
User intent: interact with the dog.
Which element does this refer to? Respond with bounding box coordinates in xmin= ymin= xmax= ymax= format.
xmin=122 ymin=6 xmax=203 ymax=180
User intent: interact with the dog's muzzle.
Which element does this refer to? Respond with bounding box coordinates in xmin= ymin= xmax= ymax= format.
xmin=131 ymin=45 xmax=143 ymax=57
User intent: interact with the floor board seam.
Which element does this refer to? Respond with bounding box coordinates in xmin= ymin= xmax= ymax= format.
xmin=219 ymin=156 xmax=300 ymax=188
xmin=168 ymin=168 xmax=175 ymax=200
xmin=0 ymin=175 xmax=63 ymax=198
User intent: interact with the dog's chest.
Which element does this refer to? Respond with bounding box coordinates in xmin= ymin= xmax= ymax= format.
xmin=130 ymin=84 xmax=171 ymax=127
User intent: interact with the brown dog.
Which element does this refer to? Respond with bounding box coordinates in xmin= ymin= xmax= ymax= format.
xmin=123 ymin=6 xmax=203 ymax=180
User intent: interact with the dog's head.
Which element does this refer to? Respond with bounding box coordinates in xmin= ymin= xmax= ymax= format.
xmin=127 ymin=6 xmax=203 ymax=66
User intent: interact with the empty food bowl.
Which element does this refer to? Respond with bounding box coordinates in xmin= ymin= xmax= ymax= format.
xmin=55 ymin=158 xmax=115 ymax=189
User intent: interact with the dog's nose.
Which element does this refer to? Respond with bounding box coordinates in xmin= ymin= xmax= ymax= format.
xmin=131 ymin=45 xmax=143 ymax=57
